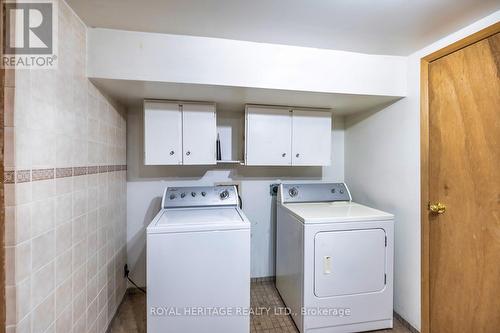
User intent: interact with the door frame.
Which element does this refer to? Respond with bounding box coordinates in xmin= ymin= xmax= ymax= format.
xmin=420 ymin=21 xmax=500 ymax=333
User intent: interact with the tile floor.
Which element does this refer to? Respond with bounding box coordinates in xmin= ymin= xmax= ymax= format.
xmin=109 ymin=281 xmax=413 ymax=333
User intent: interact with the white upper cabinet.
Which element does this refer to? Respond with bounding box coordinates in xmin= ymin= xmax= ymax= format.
xmin=245 ymin=105 xmax=331 ymax=166
xmin=182 ymin=103 xmax=217 ymax=165
xmin=245 ymin=106 xmax=292 ymax=166
xmin=144 ymin=101 xmax=182 ymax=165
xmin=291 ymin=110 xmax=331 ymax=166
xmin=144 ymin=100 xmax=216 ymax=165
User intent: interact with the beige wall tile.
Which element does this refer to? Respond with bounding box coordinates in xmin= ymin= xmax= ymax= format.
xmin=73 ymin=314 xmax=86 ymax=333
xmin=15 ymin=314 xmax=31 ymax=333
xmin=31 ymin=130 xmax=56 ymax=169
xmin=55 ymin=177 xmax=73 ymax=195
xmin=32 ymin=179 xmax=56 ymax=201
xmin=4 ymin=87 xmax=15 ymax=126
xmin=87 ymin=253 xmax=97 ymax=282
xmin=31 ymin=261 xmax=55 ymax=308
xmin=4 ymin=126 xmax=15 ymax=168
xmin=6 ymin=285 xmax=15 ymax=326
xmin=15 ymin=204 xmax=32 ymax=244
xmin=31 ymin=198 xmax=55 ymax=237
xmin=6 ymin=2 xmax=127 ymax=331
xmin=72 ymin=264 xmax=87 ymax=300
xmin=15 ymin=127 xmax=32 ymax=169
xmin=15 ymin=182 xmax=32 ymax=206
xmin=55 ymin=249 xmax=72 ymax=287
xmin=55 ymin=277 xmax=72 ymax=317
xmin=72 ymin=215 xmax=87 ymax=245
xmin=32 ymin=231 xmax=55 ymax=271
xmin=72 ymin=290 xmax=86 ymax=328
xmin=15 ymin=241 xmax=32 ymax=283
xmin=72 ymin=190 xmax=88 ymax=218
xmin=5 ymin=206 xmax=16 ymax=247
xmin=55 ymin=193 xmax=73 ymax=225
xmin=55 ymin=305 xmax=72 ymax=333
xmin=32 ymin=292 xmax=55 ymax=333
xmin=55 ymin=221 xmax=72 ymax=255
xmin=86 ymin=297 xmax=98 ymax=330
xmin=16 ymin=277 xmax=31 ymax=323
xmin=72 ymin=239 xmax=87 ymax=273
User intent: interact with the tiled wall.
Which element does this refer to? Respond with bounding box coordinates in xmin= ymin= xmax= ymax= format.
xmin=4 ymin=2 xmax=127 ymax=333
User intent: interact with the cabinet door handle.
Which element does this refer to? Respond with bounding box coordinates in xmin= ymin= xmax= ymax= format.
xmin=169 ymin=150 xmax=175 ymax=155
xmin=296 ymin=153 xmax=300 ymax=158
xmin=186 ymin=151 xmax=191 ymax=156
xmin=282 ymin=153 xmax=286 ymax=157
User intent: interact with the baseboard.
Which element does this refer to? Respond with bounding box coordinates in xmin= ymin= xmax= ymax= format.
xmin=251 ymin=276 xmax=276 ymax=283
xmin=394 ymin=311 xmax=420 ymax=333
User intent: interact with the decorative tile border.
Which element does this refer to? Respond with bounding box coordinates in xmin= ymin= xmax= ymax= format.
xmin=56 ymin=167 xmax=73 ymax=178
xmin=4 ymin=170 xmax=15 ymax=184
xmin=73 ymin=166 xmax=88 ymax=176
xmin=3 ymin=165 xmax=126 ymax=184
xmin=32 ymin=168 xmax=55 ymax=181
xmin=16 ymin=170 xmax=31 ymax=183
xmin=87 ymin=166 xmax=98 ymax=174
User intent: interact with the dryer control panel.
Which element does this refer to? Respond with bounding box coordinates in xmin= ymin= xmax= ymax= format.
xmin=280 ymin=183 xmax=351 ymax=203
xmin=163 ymin=185 xmax=239 ymax=208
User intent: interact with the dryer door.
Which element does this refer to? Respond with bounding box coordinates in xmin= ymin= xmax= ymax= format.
xmin=314 ymin=228 xmax=386 ymax=297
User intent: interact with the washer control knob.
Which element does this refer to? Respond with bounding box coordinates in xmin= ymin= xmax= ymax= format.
xmin=339 ymin=189 xmax=344 ymax=194
xmin=331 ymin=188 xmax=336 ymax=193
xmin=219 ymin=190 xmax=230 ymax=200
xmin=191 ymin=192 xmax=196 ymax=197
xmin=169 ymin=194 xmax=176 ymax=200
xmin=180 ymin=192 xmax=186 ymax=198
xmin=201 ymin=191 xmax=207 ymax=197
xmin=289 ymin=187 xmax=298 ymax=197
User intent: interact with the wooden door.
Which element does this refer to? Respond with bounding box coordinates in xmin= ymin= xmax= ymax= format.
xmin=245 ymin=106 xmax=292 ymax=166
xmin=428 ymin=32 xmax=500 ymax=333
xmin=291 ymin=110 xmax=332 ymax=166
xmin=144 ymin=101 xmax=182 ymax=165
xmin=181 ymin=103 xmax=217 ymax=165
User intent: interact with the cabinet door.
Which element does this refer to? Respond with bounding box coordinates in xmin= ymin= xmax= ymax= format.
xmin=182 ymin=103 xmax=217 ymax=165
xmin=291 ymin=110 xmax=331 ymax=166
xmin=144 ymin=101 xmax=182 ymax=165
xmin=245 ymin=106 xmax=292 ymax=165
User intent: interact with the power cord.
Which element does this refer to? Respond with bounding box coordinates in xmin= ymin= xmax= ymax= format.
xmin=124 ymin=264 xmax=146 ymax=294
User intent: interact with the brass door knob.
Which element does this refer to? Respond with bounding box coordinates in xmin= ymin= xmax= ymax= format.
xmin=429 ymin=202 xmax=446 ymax=214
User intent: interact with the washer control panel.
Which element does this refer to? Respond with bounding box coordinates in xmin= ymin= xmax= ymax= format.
xmin=280 ymin=183 xmax=351 ymax=203
xmin=163 ymin=185 xmax=238 ymax=208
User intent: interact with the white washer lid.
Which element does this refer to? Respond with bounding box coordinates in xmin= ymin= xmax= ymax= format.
xmin=283 ymin=201 xmax=394 ymax=223
xmin=147 ymin=207 xmax=249 ymax=233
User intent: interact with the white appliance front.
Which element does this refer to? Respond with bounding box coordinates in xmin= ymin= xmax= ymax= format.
xmin=147 ymin=186 xmax=251 ymax=333
xmin=276 ymin=183 xmax=394 ymax=333
xmin=314 ymin=228 xmax=387 ymax=297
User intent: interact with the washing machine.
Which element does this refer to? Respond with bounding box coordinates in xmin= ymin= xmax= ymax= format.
xmin=276 ymin=183 xmax=394 ymax=333
xmin=147 ymin=185 xmax=251 ymax=333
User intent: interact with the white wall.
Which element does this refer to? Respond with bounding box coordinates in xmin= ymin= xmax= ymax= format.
xmin=344 ymin=11 xmax=500 ymax=331
xmin=126 ymin=108 xmax=344 ymax=287
xmin=87 ymin=28 xmax=407 ymax=97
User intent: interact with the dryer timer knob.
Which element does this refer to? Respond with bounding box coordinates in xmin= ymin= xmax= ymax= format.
xmin=220 ymin=190 xmax=230 ymax=200
xmin=289 ymin=187 xmax=298 ymax=197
